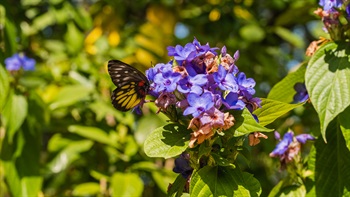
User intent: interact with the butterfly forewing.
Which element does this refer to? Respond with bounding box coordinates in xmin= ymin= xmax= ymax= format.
xmin=108 ymin=60 xmax=150 ymax=111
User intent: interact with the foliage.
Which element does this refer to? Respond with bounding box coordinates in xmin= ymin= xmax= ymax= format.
xmin=1 ymin=0 xmax=350 ymax=197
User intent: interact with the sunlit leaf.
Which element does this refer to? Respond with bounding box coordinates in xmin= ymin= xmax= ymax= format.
xmin=268 ymin=62 xmax=307 ymax=103
xmin=305 ymin=42 xmax=350 ymax=141
xmin=111 ymin=172 xmax=143 ymax=197
xmin=144 ymin=123 xmax=191 ymax=159
xmin=253 ymin=98 xmax=305 ymax=126
xmin=230 ymin=108 xmax=273 ymax=136
xmin=135 ymin=114 xmax=166 ymax=145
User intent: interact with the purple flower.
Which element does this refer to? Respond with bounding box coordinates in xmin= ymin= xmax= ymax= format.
xmin=293 ymin=82 xmax=309 ymax=103
xmin=173 ymin=153 xmax=193 ymax=179
xmin=199 ymin=107 xmax=225 ymax=128
xmin=146 ymin=62 xmax=173 ymax=81
xmin=153 ymin=71 xmax=182 ymax=93
xmin=192 ymin=38 xmax=218 ymax=56
xmin=5 ymin=54 xmax=36 ymax=71
xmin=270 ymin=130 xmax=315 ymax=166
xmin=183 ymin=92 xmax=214 ymax=118
xmin=213 ymin=65 xmax=238 ymax=92
xmin=177 ymin=74 xmax=207 ymax=95
xmin=167 ymin=43 xmax=197 ymax=65
xmin=236 ymin=72 xmax=256 ymax=97
xmin=222 ymin=92 xmax=246 ymax=110
xmin=319 ymin=0 xmax=343 ymax=11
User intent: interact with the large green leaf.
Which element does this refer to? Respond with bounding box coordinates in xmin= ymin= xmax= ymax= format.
xmin=144 ymin=123 xmax=191 ymax=159
xmin=305 ymin=42 xmax=350 ymax=141
xmin=267 ymin=62 xmax=307 ymax=103
xmin=230 ymin=108 xmax=273 ymax=137
xmin=253 ymin=98 xmax=304 ymax=126
xmin=190 ymin=166 xmax=261 ymax=197
xmin=308 ymin=120 xmax=350 ymax=196
xmin=135 ymin=114 xmax=167 ymax=145
xmin=111 ymin=172 xmax=143 ymax=197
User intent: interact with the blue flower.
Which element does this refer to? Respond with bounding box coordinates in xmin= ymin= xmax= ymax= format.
xmin=177 ymin=74 xmax=207 ymax=95
xmin=192 ymin=38 xmax=218 ymax=56
xmin=270 ymin=130 xmax=314 ymax=165
xmin=270 ymin=131 xmax=294 ymax=157
xmin=153 ymin=71 xmax=182 ymax=93
xmin=222 ymin=92 xmax=246 ymax=110
xmin=173 ymin=153 xmax=193 ymax=179
xmin=167 ymin=43 xmax=197 ymax=65
xmin=5 ymin=53 xmax=36 ymax=71
xmin=146 ymin=62 xmax=173 ymax=81
xmin=293 ymin=82 xmax=309 ymax=103
xmin=236 ymin=72 xmax=256 ymax=97
xmin=319 ymin=0 xmax=343 ymax=11
xmin=183 ymin=92 xmax=214 ymax=118
xmin=213 ymin=65 xmax=238 ymax=92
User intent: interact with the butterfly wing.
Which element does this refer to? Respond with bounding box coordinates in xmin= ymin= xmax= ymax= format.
xmin=108 ymin=60 xmax=149 ymax=111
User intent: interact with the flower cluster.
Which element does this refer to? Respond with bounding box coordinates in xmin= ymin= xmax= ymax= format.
xmin=146 ymin=38 xmax=261 ymax=147
xmin=270 ymin=130 xmax=314 ymax=168
xmin=5 ymin=53 xmax=36 ymax=71
xmin=315 ymin=0 xmax=350 ymax=40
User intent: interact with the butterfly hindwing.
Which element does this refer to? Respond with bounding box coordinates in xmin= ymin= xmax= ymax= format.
xmin=108 ymin=60 xmax=149 ymax=111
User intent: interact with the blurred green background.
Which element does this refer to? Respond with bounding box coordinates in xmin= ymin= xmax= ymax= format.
xmin=0 ymin=0 xmax=322 ymax=196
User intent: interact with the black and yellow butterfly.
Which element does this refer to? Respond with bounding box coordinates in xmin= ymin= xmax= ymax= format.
xmin=108 ymin=60 xmax=150 ymax=111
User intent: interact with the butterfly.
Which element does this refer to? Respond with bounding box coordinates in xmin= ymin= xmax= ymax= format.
xmin=108 ymin=60 xmax=150 ymax=111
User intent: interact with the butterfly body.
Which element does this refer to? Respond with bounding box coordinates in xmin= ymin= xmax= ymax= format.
xmin=108 ymin=60 xmax=150 ymax=111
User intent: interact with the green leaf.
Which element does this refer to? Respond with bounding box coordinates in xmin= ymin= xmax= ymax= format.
xmin=152 ymin=169 xmax=177 ymax=193
xmin=135 ymin=114 xmax=167 ymax=145
xmin=49 ymin=85 xmax=93 ymax=110
xmin=0 ymin=64 xmax=10 ymax=111
xmin=1 ymin=92 xmax=28 ymax=143
xmin=46 ymin=139 xmax=93 ymax=173
xmin=267 ymin=62 xmax=307 ymax=103
xmin=240 ymin=24 xmax=265 ymax=42
xmin=168 ymin=175 xmax=187 ymax=197
xmin=68 ymin=125 xmax=118 ymax=148
xmin=253 ymin=98 xmax=304 ymax=126
xmin=111 ymin=172 xmax=143 ymax=197
xmin=72 ymin=182 xmax=100 ymax=196
xmin=268 ymin=180 xmax=306 ymax=197
xmin=65 ymin=22 xmax=84 ymax=54
xmin=305 ymin=42 xmax=350 ymax=141
xmin=230 ymin=108 xmax=273 ymax=136
xmin=339 ymin=106 xmax=350 ymax=151
xmin=144 ymin=123 xmax=191 ymax=159
xmin=309 ymin=120 xmax=350 ymax=196
xmin=274 ymin=27 xmax=304 ymax=48
xmin=190 ymin=166 xmax=261 ymax=197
